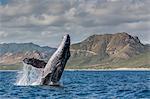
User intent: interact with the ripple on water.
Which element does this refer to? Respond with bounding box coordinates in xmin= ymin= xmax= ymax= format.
xmin=0 ymin=71 xmax=150 ymax=98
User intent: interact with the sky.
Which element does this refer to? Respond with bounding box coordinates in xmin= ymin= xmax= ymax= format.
xmin=0 ymin=0 xmax=150 ymax=47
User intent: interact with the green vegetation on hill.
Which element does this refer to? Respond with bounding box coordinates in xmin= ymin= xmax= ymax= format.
xmin=0 ymin=64 xmax=22 ymax=70
xmin=66 ymin=51 xmax=150 ymax=69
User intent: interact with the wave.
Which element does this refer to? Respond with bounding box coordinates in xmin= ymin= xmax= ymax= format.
xmin=16 ymin=63 xmax=43 ymax=86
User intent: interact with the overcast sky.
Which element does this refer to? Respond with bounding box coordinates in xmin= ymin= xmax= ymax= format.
xmin=0 ymin=0 xmax=150 ymax=47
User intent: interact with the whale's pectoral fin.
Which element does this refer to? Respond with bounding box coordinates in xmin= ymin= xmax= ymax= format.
xmin=23 ymin=58 xmax=47 ymax=68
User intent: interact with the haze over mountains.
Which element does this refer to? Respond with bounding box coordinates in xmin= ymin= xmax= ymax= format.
xmin=0 ymin=32 xmax=149 ymax=69
xmin=0 ymin=43 xmax=56 ymax=66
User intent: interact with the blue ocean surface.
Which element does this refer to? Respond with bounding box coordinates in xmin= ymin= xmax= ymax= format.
xmin=0 ymin=70 xmax=150 ymax=99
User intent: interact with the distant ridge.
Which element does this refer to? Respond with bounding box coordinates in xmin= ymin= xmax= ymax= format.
xmin=0 ymin=43 xmax=56 ymax=66
xmin=0 ymin=42 xmax=56 ymax=55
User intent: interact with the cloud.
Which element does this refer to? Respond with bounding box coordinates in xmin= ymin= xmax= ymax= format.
xmin=0 ymin=0 xmax=150 ymax=47
xmin=0 ymin=31 xmax=8 ymax=38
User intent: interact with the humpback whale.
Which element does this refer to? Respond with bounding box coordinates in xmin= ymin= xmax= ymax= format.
xmin=23 ymin=34 xmax=70 ymax=85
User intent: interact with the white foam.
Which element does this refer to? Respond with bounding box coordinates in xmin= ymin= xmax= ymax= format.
xmin=16 ymin=63 xmax=43 ymax=86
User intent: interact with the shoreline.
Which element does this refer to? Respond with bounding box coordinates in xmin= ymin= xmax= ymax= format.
xmin=1 ymin=68 xmax=150 ymax=72
xmin=65 ymin=68 xmax=150 ymax=71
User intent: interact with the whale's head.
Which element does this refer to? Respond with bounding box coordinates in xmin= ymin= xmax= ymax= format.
xmin=59 ymin=34 xmax=71 ymax=60
xmin=64 ymin=34 xmax=70 ymax=43
xmin=61 ymin=34 xmax=70 ymax=49
xmin=54 ymin=34 xmax=70 ymax=60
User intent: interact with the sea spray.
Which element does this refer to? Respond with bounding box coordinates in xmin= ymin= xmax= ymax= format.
xmin=16 ymin=63 xmax=43 ymax=86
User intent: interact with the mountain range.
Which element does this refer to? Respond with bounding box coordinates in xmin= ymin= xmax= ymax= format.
xmin=0 ymin=32 xmax=149 ymax=70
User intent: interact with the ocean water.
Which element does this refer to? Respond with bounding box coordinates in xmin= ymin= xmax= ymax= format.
xmin=0 ymin=70 xmax=150 ymax=99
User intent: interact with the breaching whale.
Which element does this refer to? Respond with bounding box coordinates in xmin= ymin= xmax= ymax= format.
xmin=23 ymin=34 xmax=70 ymax=85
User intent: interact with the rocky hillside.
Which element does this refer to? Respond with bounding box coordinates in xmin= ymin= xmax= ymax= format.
xmin=0 ymin=43 xmax=56 ymax=66
xmin=68 ymin=32 xmax=149 ymax=69
xmin=71 ymin=32 xmax=145 ymax=59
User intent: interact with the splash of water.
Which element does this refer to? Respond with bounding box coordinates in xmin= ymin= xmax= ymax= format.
xmin=16 ymin=63 xmax=43 ymax=86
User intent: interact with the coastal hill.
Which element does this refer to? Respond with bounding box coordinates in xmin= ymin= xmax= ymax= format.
xmin=68 ymin=32 xmax=150 ymax=69
xmin=0 ymin=32 xmax=149 ymax=69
